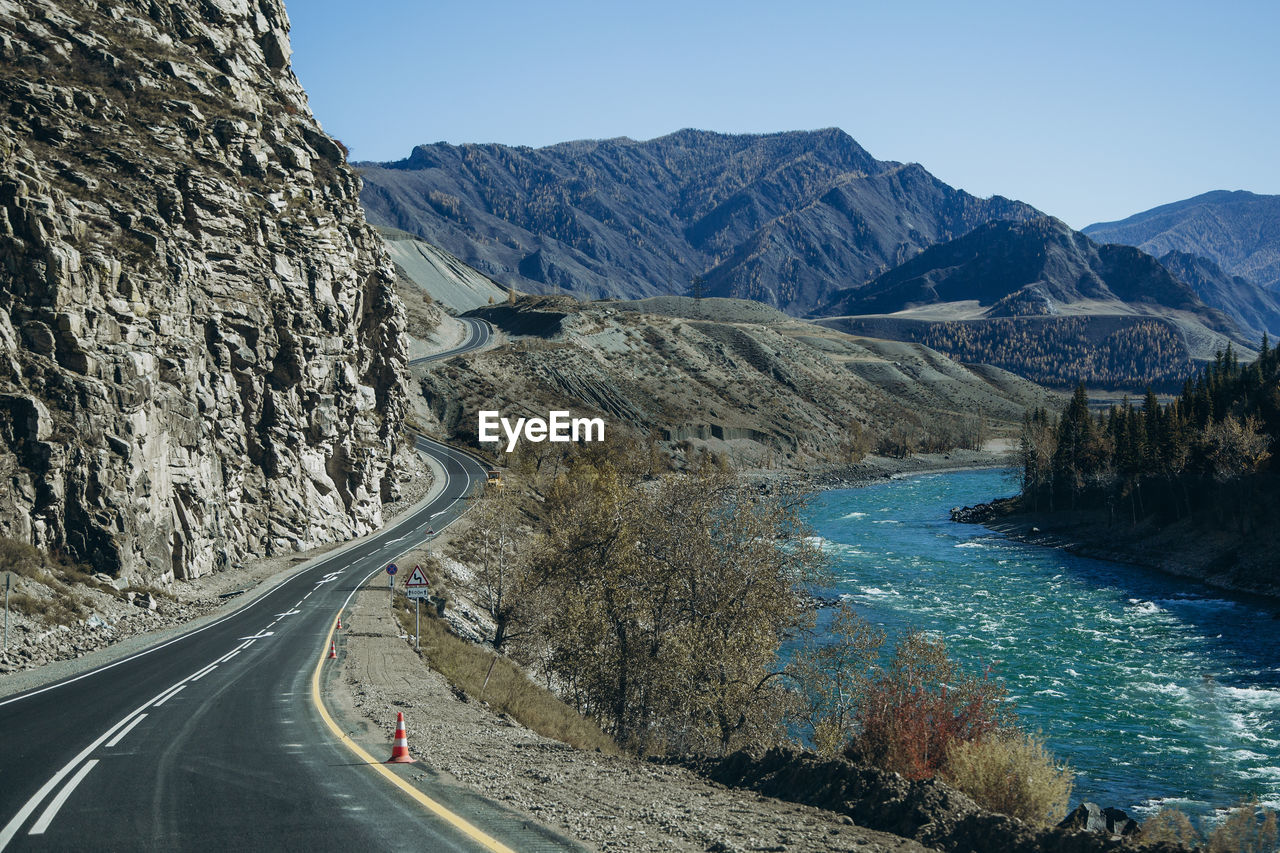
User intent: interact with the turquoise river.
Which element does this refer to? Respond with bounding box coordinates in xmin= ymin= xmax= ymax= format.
xmin=807 ymin=468 xmax=1280 ymax=817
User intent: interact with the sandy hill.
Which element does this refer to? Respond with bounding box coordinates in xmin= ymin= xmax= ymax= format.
xmin=377 ymin=226 xmax=509 ymax=314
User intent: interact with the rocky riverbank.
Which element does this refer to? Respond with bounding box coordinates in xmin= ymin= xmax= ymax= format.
xmin=329 ymin=580 xmax=1189 ymax=853
xmin=689 ymin=750 xmax=1185 ymax=853
xmin=811 ymin=448 xmax=1016 ymax=491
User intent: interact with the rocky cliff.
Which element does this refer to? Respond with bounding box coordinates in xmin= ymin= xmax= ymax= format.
xmin=0 ymin=0 xmax=408 ymax=581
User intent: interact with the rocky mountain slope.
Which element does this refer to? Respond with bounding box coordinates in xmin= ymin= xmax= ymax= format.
xmin=1084 ymin=190 xmax=1280 ymax=291
xmin=0 ymin=0 xmax=408 ymax=582
xmin=1157 ymin=250 xmax=1280 ymax=342
xmin=818 ymin=217 xmax=1246 ymax=390
xmin=357 ymin=128 xmax=1039 ymax=315
xmin=824 ymin=217 xmax=1228 ymax=323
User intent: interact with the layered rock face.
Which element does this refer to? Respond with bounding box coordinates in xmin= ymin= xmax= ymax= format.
xmin=0 ymin=0 xmax=408 ymax=581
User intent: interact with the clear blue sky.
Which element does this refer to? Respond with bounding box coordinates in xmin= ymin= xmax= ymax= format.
xmin=288 ymin=0 xmax=1278 ymax=229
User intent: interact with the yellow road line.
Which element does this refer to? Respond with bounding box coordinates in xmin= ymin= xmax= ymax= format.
xmin=310 ymin=613 xmax=516 ymax=853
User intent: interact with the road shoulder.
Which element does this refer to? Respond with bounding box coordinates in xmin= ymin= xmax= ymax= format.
xmin=325 ymin=585 xmax=933 ymax=853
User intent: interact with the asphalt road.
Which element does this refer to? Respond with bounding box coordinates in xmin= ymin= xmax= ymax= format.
xmin=409 ymin=317 xmax=491 ymax=365
xmin=0 ymin=335 xmax=568 ymax=851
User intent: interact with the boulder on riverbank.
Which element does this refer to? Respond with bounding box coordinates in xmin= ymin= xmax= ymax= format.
xmin=950 ymin=497 xmax=1018 ymax=524
xmin=1059 ymin=803 xmax=1140 ymax=838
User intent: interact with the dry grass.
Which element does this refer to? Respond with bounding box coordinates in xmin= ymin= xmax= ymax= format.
xmin=1139 ymin=800 xmax=1278 ymax=852
xmin=1140 ymin=808 xmax=1201 ymax=847
xmin=1 ymin=537 xmax=113 ymax=625
xmin=941 ymin=730 xmax=1073 ymax=826
xmin=392 ymin=598 xmax=617 ymax=755
xmin=1207 ymin=800 xmax=1278 ymax=853
xmin=6 ymin=591 xmax=86 ymax=627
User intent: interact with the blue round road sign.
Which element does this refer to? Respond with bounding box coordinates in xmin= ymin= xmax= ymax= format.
xmin=386 ymin=563 xmax=398 ymax=575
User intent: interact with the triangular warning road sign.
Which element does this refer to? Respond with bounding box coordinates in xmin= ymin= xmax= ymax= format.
xmin=404 ymin=566 xmax=429 ymax=587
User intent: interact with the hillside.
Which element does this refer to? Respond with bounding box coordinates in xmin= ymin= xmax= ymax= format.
xmin=357 ymin=128 xmax=1039 ymax=315
xmin=377 ymin=226 xmax=510 ymax=314
xmin=408 ymin=294 xmax=1059 ymax=467
xmin=0 ymin=0 xmax=409 ymax=580
xmin=1084 ymin=190 xmax=1280 ymax=290
xmin=818 ymin=218 xmax=1246 ymax=391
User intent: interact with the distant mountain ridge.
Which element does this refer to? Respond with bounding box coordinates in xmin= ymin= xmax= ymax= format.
xmin=1084 ymin=190 xmax=1280 ymax=291
xmin=823 ymin=216 xmax=1227 ymax=326
xmin=356 ymin=128 xmax=1040 ymax=315
xmin=1156 ymin=250 xmax=1280 ymax=343
xmin=817 ymin=217 xmax=1247 ymax=391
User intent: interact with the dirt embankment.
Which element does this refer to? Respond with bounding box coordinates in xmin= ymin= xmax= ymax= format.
xmin=329 ymin=584 xmax=933 ymax=853
xmin=691 ymin=750 xmax=1186 ymax=853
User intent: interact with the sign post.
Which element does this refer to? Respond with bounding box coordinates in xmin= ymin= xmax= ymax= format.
xmin=385 ymin=563 xmax=397 ymax=592
xmin=404 ymin=564 xmax=431 ymax=652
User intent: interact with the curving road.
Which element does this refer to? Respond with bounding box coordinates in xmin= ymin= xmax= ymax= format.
xmin=409 ymin=317 xmax=491 ymax=365
xmin=0 ymin=329 xmax=571 ymax=852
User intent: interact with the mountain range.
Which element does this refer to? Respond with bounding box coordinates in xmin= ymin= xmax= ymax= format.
xmin=1085 ymin=190 xmax=1280 ymax=291
xmin=363 ymin=128 xmax=1280 ymax=389
xmin=357 ymin=129 xmax=1039 ymax=315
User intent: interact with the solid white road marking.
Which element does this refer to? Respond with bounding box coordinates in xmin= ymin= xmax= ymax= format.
xmin=152 ymin=684 xmax=185 ymax=708
xmin=237 ymin=631 xmax=273 ymax=640
xmin=275 ymin=610 xmax=300 ymax=618
xmin=28 ymin=760 xmax=98 ymax=835
xmin=104 ymin=715 xmax=147 ymax=749
xmin=215 ymin=641 xmax=249 ymax=664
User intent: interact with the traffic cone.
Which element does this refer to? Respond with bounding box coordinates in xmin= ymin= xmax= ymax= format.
xmin=386 ymin=711 xmax=413 ymax=763
xmin=336 ymin=615 xmax=343 ymax=631
xmin=328 ymin=640 xmax=337 ymax=659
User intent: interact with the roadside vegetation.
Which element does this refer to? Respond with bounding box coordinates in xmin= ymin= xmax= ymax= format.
xmin=787 ymin=602 xmax=1073 ymax=825
xmin=417 ymin=435 xmax=1092 ymax=830
xmin=390 ymin=595 xmax=617 ymax=755
xmin=0 ymin=537 xmax=108 ymax=626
